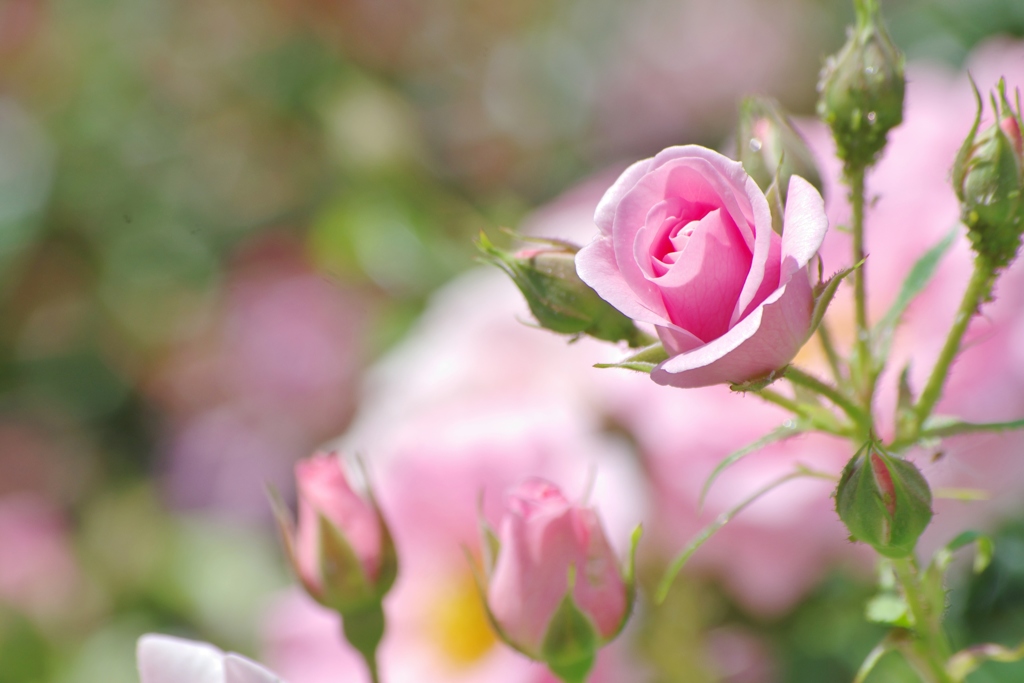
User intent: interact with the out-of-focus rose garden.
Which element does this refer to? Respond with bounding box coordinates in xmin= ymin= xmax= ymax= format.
xmin=5 ymin=0 xmax=1024 ymax=681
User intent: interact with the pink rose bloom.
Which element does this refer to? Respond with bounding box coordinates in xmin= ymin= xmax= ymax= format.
xmin=486 ymin=478 xmax=629 ymax=659
xmin=577 ymin=145 xmax=828 ymax=388
xmin=282 ymin=452 xmax=394 ymax=611
xmin=138 ymin=634 xmax=285 ymax=683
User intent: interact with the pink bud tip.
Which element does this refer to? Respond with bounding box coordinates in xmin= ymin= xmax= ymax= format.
xmin=1001 ymin=116 xmax=1023 ymax=157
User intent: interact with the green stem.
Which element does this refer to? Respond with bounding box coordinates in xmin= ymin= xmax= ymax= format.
xmin=893 ymin=557 xmax=953 ymax=683
xmin=816 ymin=319 xmax=847 ymax=387
xmin=907 ymin=255 xmax=995 ymax=442
xmin=848 ymin=165 xmax=875 ymax=412
xmin=784 ymin=366 xmax=867 ymax=428
xmin=753 ymin=388 xmax=808 ymax=416
xmin=342 ymin=604 xmax=385 ymax=683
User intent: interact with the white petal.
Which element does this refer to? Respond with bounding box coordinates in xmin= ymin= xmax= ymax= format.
xmin=137 ymin=634 xmax=225 ymax=683
xmin=225 ymin=654 xmax=286 ymax=683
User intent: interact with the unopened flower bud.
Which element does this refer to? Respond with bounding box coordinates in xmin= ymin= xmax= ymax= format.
xmin=478 ymin=234 xmax=648 ymax=347
xmin=953 ymin=79 xmax=1024 ymax=269
xmin=835 ymin=448 xmax=932 ymax=558
xmin=480 ymin=478 xmax=637 ymax=683
xmin=737 ymin=96 xmax=823 ymax=201
xmin=817 ymin=0 xmax=905 ymax=170
xmin=273 ymin=453 xmax=397 ymax=614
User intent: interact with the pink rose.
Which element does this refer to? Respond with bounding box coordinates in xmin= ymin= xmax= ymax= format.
xmin=485 ymin=478 xmax=630 ymax=667
xmin=137 ymin=634 xmax=285 ymax=683
xmin=276 ymin=452 xmax=396 ymax=613
xmin=576 ymin=145 xmax=828 ymax=388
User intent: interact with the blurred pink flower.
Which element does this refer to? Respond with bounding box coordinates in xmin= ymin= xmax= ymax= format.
xmin=151 ymin=235 xmax=373 ymax=518
xmin=486 ymin=478 xmax=629 ymax=658
xmin=0 ymin=494 xmax=80 ymax=621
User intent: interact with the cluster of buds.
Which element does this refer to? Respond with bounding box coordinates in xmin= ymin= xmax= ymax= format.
xmin=477 ymin=234 xmax=650 ymax=348
xmin=835 ymin=447 xmax=933 ymax=558
xmin=817 ymin=0 xmax=904 ymax=170
xmin=273 ymin=453 xmax=397 ymax=673
xmin=953 ymin=79 xmax=1024 ymax=270
xmin=478 ymin=478 xmax=637 ymax=683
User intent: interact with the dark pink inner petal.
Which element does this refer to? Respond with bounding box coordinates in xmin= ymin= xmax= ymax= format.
xmin=639 ymin=207 xmax=753 ymax=342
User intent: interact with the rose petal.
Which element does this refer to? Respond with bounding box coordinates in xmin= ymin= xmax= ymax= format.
xmin=780 ymin=175 xmax=829 ymax=281
xmin=577 ymin=238 xmax=674 ymax=327
xmin=652 ymin=268 xmax=815 ymax=388
xmin=225 ymin=654 xmax=286 ymax=683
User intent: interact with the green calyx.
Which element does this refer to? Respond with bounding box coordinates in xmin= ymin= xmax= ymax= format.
xmin=817 ymin=0 xmax=905 ymax=170
xmin=477 ymin=233 xmax=649 ymax=347
xmin=835 ymin=447 xmax=933 ymax=558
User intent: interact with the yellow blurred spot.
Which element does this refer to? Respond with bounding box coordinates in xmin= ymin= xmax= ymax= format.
xmin=429 ymin=574 xmax=497 ymax=666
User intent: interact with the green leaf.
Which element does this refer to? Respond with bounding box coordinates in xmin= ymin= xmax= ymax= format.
xmin=594 ymin=342 xmax=668 ymax=374
xmin=874 ymin=229 xmax=957 ymax=363
xmin=865 ymin=592 xmax=911 ymax=627
xmin=933 ymin=530 xmax=994 ymax=576
xmin=698 ymin=421 xmax=809 ymax=510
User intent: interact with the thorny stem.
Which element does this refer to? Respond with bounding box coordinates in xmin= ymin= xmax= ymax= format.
xmin=893 ymin=558 xmax=954 ymax=683
xmin=816 ymin=319 xmax=847 ymax=387
xmin=848 ymin=165 xmax=876 ymax=413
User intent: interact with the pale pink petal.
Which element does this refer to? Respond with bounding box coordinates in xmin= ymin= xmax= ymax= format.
xmin=780 ymin=175 xmax=829 ymax=281
xmin=594 ymin=157 xmax=655 ymax=234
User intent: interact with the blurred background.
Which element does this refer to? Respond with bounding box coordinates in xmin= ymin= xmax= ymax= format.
xmin=2 ymin=0 xmax=1024 ymax=681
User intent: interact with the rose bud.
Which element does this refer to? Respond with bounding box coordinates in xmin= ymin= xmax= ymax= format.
xmin=835 ymin=448 xmax=933 ymax=558
xmin=817 ymin=0 xmax=904 ymax=170
xmin=479 ymin=478 xmax=638 ymax=683
xmin=576 ymin=145 xmax=828 ymax=388
xmin=477 ymin=233 xmax=651 ymax=348
xmin=953 ymin=79 xmax=1024 ymax=270
xmin=737 ymin=96 xmax=823 ymax=203
xmin=271 ymin=452 xmax=396 ymax=678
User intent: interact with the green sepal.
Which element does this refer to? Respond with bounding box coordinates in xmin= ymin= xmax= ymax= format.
xmin=594 ymin=342 xmax=668 ymax=374
xmin=462 ymin=546 xmax=530 ymax=658
xmin=318 ymin=513 xmax=376 ymax=613
xmin=540 ymin=571 xmax=599 ymax=682
xmin=476 ymin=493 xmax=501 ymax=575
xmin=952 ymin=78 xmax=984 ymax=198
xmin=613 ymin=525 xmax=643 ymax=641
xmin=835 ymin=448 xmax=933 ymax=558
xmin=807 ymin=263 xmax=857 ymax=343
